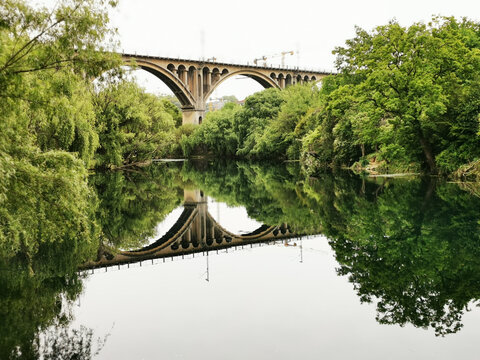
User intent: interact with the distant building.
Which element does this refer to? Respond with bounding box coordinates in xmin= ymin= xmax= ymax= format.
xmin=206 ymin=96 xmax=244 ymax=113
xmin=206 ymin=99 xmax=228 ymax=112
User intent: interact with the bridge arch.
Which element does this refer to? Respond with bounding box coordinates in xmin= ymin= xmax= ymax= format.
xmin=204 ymin=69 xmax=280 ymax=101
xmin=123 ymin=58 xmax=195 ymax=108
xmin=120 ymin=54 xmax=329 ymax=125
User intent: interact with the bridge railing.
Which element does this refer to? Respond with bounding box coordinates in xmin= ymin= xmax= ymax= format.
xmin=120 ymin=51 xmax=337 ymax=75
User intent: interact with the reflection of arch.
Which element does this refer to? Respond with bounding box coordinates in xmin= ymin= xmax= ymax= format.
xmin=204 ymin=69 xmax=280 ymax=101
xmin=122 ymin=205 xmax=291 ymax=257
xmin=124 ymin=59 xmax=195 ymax=107
xmin=80 ymin=196 xmax=300 ymax=270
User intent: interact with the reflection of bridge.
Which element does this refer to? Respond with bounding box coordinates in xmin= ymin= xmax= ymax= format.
xmin=80 ymin=190 xmax=300 ymax=270
xmin=122 ymin=54 xmax=331 ymax=124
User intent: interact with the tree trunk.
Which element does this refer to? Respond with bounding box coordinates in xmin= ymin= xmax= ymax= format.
xmin=419 ymin=136 xmax=436 ymax=174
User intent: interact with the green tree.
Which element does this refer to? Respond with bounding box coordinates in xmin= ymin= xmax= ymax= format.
xmin=251 ymin=83 xmax=322 ymax=159
xmin=234 ymin=88 xmax=284 ymax=157
xmin=332 ymin=17 xmax=480 ymax=173
xmin=161 ymin=98 xmax=182 ymax=127
xmin=94 ymin=81 xmax=177 ymax=168
xmin=301 ymin=79 xmax=362 ymax=169
xmin=181 ymin=102 xmax=240 ymax=157
xmin=0 ymin=2 xmax=120 ymax=354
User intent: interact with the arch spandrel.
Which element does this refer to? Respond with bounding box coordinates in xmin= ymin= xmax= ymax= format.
xmin=203 ymin=69 xmax=280 ymax=101
xmin=123 ymin=58 xmax=196 ymax=108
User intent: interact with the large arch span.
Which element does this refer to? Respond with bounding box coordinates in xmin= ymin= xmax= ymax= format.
xmin=121 ymin=54 xmax=331 ymax=125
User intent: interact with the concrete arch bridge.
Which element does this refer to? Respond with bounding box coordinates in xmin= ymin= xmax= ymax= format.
xmin=80 ymin=190 xmax=302 ymax=270
xmin=122 ymin=53 xmax=331 ymax=124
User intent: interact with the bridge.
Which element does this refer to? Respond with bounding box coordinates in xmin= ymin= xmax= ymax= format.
xmin=122 ymin=53 xmax=331 ymax=124
xmin=81 ymin=189 xmax=301 ymax=270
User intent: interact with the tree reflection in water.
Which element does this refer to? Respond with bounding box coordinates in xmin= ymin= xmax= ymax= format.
xmin=181 ymin=162 xmax=480 ymax=336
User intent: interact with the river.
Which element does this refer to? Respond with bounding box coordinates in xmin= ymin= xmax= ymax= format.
xmin=2 ymin=160 xmax=480 ymax=359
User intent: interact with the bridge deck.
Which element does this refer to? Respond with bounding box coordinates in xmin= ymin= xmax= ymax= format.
xmin=121 ymin=53 xmax=334 ymax=76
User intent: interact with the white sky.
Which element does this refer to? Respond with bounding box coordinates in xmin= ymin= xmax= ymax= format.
xmin=35 ymin=0 xmax=480 ymax=99
xmin=109 ymin=0 xmax=479 ymax=99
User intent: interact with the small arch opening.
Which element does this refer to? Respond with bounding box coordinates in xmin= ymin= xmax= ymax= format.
xmin=211 ymin=68 xmax=221 ymax=84
xmin=181 ymin=238 xmax=190 ymax=249
xmin=187 ymin=66 xmax=196 ymax=92
xmin=285 ymin=74 xmax=292 ymax=87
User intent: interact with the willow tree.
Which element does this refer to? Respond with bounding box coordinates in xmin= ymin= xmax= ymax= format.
xmin=0 ymin=0 xmax=121 ymax=262
xmin=94 ymin=81 xmax=178 ymax=168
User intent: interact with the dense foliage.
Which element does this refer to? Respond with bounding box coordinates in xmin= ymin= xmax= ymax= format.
xmin=323 ymin=16 xmax=480 ymax=174
xmin=183 ymin=84 xmax=322 ymax=160
xmin=94 ymin=81 xmax=179 ymax=168
xmin=0 ymin=0 xmax=119 ymax=263
xmin=182 ymin=17 xmax=480 ymax=176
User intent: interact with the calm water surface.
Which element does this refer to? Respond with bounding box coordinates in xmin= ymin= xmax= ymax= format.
xmin=3 ymin=161 xmax=480 ymax=359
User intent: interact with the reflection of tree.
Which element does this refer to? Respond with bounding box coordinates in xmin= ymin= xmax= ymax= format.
xmin=0 ymin=162 xmax=183 ymax=358
xmin=324 ymin=178 xmax=480 ymax=336
xmin=2 ymin=158 xmax=480 ymax=347
xmin=4 ymin=319 xmax=106 ymax=360
xmin=0 ymin=255 xmax=84 ymax=358
xmin=34 ymin=324 xmax=107 ymax=360
xmin=181 ymin=161 xmax=480 ymax=335
xmin=93 ymin=163 xmax=184 ymax=250
xmin=0 ymin=153 xmax=101 ymax=357
xmin=180 ymin=160 xmax=323 ymax=233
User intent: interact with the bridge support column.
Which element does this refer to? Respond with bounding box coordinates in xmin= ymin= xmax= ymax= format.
xmin=182 ymin=108 xmax=205 ymax=125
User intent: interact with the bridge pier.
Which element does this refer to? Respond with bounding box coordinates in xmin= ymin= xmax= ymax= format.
xmin=182 ymin=108 xmax=205 ymax=125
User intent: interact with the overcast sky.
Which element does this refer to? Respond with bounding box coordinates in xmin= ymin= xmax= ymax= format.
xmin=39 ymin=0 xmax=480 ymax=99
